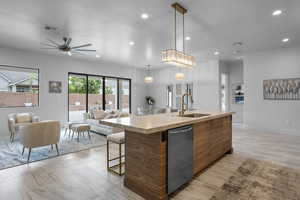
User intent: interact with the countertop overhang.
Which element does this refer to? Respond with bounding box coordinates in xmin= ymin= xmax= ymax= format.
xmin=100 ymin=111 xmax=234 ymax=134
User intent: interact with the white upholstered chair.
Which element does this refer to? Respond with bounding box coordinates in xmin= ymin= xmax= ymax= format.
xmin=7 ymin=113 xmax=40 ymax=142
xmin=19 ymin=120 xmax=61 ymax=162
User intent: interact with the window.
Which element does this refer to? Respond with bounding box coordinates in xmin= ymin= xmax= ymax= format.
xmin=0 ymin=65 xmax=39 ymax=108
xmin=88 ymin=76 xmax=103 ymax=111
xmin=68 ymin=74 xmax=87 ymax=122
xmin=68 ymin=73 xmax=131 ymax=121
xmin=221 ymin=73 xmax=228 ymax=112
xmin=167 ymin=85 xmax=173 ymax=107
xmin=105 ymin=78 xmax=118 ymax=111
xmin=119 ymin=79 xmax=130 ymax=112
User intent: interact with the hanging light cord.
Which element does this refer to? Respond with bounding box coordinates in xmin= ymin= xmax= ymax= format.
xmin=174 ymin=7 xmax=177 ymax=50
xmin=183 ymin=13 xmax=185 ymax=53
xmin=174 ymin=5 xmax=185 ymax=52
xmin=147 ymin=65 xmax=151 ymax=76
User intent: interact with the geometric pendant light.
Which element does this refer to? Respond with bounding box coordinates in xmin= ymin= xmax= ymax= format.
xmin=144 ymin=65 xmax=154 ymax=83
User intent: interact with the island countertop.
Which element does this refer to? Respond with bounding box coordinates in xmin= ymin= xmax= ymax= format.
xmin=100 ymin=111 xmax=234 ymax=134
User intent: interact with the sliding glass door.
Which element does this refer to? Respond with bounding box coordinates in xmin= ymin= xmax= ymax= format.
xmin=119 ymin=79 xmax=130 ymax=112
xmin=105 ymin=78 xmax=118 ymax=111
xmin=68 ymin=74 xmax=87 ymax=122
xmin=68 ymin=73 xmax=131 ymax=121
xmin=88 ymin=76 xmax=103 ymax=111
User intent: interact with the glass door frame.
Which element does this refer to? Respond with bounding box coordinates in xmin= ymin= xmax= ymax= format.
xmin=68 ymin=72 xmax=131 ymax=121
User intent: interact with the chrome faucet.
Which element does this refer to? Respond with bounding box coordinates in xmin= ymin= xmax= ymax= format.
xmin=179 ymin=93 xmax=194 ymax=116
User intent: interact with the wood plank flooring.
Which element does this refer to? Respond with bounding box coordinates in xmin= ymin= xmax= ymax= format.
xmin=233 ymin=127 xmax=300 ymax=169
xmin=0 ymin=127 xmax=300 ymax=200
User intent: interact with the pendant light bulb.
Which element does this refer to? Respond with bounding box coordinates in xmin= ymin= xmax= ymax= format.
xmin=175 ymin=72 xmax=185 ymax=80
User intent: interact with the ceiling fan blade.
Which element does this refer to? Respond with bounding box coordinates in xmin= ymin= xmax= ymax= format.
xmin=72 ymin=51 xmax=85 ymax=55
xmin=71 ymin=44 xmax=92 ymax=49
xmin=66 ymin=38 xmax=72 ymax=46
xmin=47 ymin=39 xmax=60 ymax=46
xmin=40 ymin=47 xmax=58 ymax=49
xmin=41 ymin=43 xmax=57 ymax=48
xmin=73 ymin=49 xmax=96 ymax=52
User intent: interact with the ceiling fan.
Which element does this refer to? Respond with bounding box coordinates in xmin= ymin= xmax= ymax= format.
xmin=41 ymin=37 xmax=96 ymax=56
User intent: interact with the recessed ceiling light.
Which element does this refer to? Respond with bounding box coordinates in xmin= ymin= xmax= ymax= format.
xmin=233 ymin=50 xmax=241 ymax=54
xmin=68 ymin=51 xmax=72 ymax=56
xmin=185 ymin=36 xmax=191 ymax=41
xmin=272 ymin=10 xmax=282 ymax=16
xmin=141 ymin=13 xmax=149 ymax=19
xmin=129 ymin=41 xmax=135 ymax=45
xmin=214 ymin=51 xmax=220 ymax=55
xmin=282 ymin=38 xmax=290 ymax=43
xmin=233 ymin=42 xmax=243 ymax=47
xmin=96 ymin=54 xmax=100 ymax=58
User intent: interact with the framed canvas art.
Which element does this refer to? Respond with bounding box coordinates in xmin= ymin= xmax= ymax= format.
xmin=49 ymin=81 xmax=62 ymax=93
xmin=263 ymin=78 xmax=300 ymax=100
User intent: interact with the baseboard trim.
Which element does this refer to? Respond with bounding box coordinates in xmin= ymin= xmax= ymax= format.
xmin=237 ymin=123 xmax=300 ymax=136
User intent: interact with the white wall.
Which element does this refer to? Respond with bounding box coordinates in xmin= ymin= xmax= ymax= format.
xmin=147 ymin=60 xmax=220 ymax=111
xmin=0 ymin=48 xmax=147 ymax=138
xmin=244 ymin=47 xmax=300 ymax=135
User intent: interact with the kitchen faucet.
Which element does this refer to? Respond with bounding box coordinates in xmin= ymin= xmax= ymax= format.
xmin=179 ymin=93 xmax=194 ymax=116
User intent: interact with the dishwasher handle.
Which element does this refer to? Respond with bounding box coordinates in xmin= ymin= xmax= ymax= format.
xmin=168 ymin=126 xmax=193 ymax=134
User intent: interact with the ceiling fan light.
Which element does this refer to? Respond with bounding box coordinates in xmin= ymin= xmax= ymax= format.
xmin=67 ymin=51 xmax=72 ymax=56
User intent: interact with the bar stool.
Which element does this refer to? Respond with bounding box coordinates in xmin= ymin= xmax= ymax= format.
xmin=71 ymin=123 xmax=91 ymax=142
xmin=64 ymin=122 xmax=81 ymax=137
xmin=107 ymin=132 xmax=125 ymax=176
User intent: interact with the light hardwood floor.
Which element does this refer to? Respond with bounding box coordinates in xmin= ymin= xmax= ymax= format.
xmin=0 ymin=127 xmax=300 ymax=200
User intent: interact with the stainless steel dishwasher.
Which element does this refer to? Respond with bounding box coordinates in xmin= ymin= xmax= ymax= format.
xmin=167 ymin=125 xmax=193 ymax=194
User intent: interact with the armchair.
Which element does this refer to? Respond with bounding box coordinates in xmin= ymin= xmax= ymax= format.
xmin=19 ymin=120 xmax=61 ymax=162
xmin=8 ymin=113 xmax=40 ymax=142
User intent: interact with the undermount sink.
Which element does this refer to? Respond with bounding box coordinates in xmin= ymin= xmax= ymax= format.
xmin=180 ymin=113 xmax=210 ymax=118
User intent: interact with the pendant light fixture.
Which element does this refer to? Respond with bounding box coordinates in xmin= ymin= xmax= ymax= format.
xmin=175 ymin=72 xmax=185 ymax=80
xmin=144 ymin=64 xmax=154 ymax=83
xmin=161 ymin=3 xmax=196 ymax=68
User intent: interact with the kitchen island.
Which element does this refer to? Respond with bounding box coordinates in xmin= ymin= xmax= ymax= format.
xmin=100 ymin=111 xmax=233 ymax=200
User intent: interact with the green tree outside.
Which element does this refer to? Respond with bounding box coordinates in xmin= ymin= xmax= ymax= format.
xmin=68 ymin=76 xmax=113 ymax=94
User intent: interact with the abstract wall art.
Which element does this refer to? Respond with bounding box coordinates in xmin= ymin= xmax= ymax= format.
xmin=263 ymin=78 xmax=300 ymax=100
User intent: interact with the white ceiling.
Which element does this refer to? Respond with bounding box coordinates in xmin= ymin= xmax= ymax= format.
xmin=0 ymin=0 xmax=299 ymax=68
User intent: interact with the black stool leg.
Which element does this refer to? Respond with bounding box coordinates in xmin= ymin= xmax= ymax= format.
xmin=88 ymin=130 xmax=91 ymax=140
xmin=27 ymin=148 xmax=32 ymax=163
xmin=55 ymin=144 xmax=59 ymax=155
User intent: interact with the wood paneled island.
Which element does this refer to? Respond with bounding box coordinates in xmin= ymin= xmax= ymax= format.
xmin=100 ymin=111 xmax=233 ymax=200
